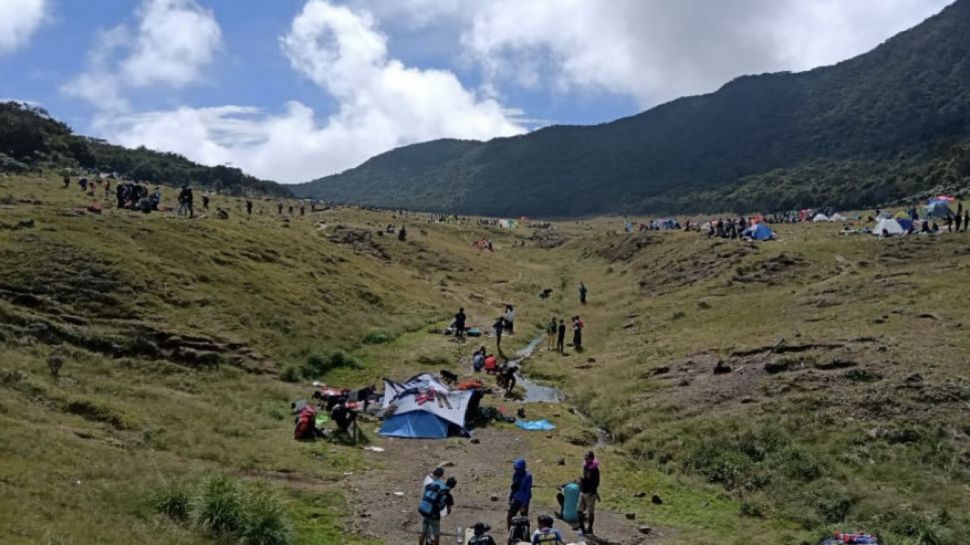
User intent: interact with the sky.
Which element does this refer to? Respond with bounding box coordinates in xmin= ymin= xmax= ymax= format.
xmin=0 ymin=0 xmax=954 ymax=184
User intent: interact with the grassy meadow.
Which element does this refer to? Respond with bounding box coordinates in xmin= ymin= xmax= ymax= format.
xmin=1 ymin=173 xmax=968 ymax=544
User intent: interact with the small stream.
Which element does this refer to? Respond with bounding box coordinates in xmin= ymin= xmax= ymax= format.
xmin=508 ymin=333 xmax=611 ymax=445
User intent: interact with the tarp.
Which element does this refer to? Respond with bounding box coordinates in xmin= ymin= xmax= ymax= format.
xmin=379 ymin=373 xmax=477 ymax=439
xmin=743 ymin=223 xmax=774 ymax=241
xmin=514 ymin=419 xmax=556 ymax=431
xmin=874 ymin=218 xmax=904 ymax=236
xmin=813 ymin=213 xmax=830 ymax=222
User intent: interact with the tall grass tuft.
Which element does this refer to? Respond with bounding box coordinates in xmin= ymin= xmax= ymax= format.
xmin=152 ymin=480 xmax=191 ymax=522
xmin=239 ymin=486 xmax=294 ymax=545
xmin=193 ymin=474 xmax=245 ymax=537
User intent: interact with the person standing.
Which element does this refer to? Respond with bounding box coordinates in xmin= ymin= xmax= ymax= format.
xmin=277 ymin=202 xmax=283 ymax=214
xmin=418 ymin=472 xmax=452 ymax=545
xmin=546 ymin=317 xmax=557 ymax=351
xmin=454 ymin=307 xmax=467 ymax=341
xmin=505 ymin=305 xmax=516 ymax=336
xmin=572 ymin=316 xmax=583 ymax=351
xmin=556 ymin=319 xmax=566 ymax=354
xmin=956 ymin=211 xmax=964 ymax=233
xmin=202 ymin=193 xmax=210 ymax=211
xmin=508 ymin=458 xmax=533 ymax=530
xmin=579 ymin=282 xmax=588 ymax=305
xmin=964 ymin=210 xmax=969 ymax=232
xmin=578 ymin=451 xmax=600 ymax=535
xmin=246 ymin=199 xmax=253 ymax=215
xmin=493 ymin=317 xmax=505 ymax=351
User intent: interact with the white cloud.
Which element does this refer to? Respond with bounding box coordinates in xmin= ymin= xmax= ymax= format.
xmin=95 ymin=0 xmax=523 ymax=183
xmin=456 ymin=0 xmax=952 ymax=107
xmin=64 ymin=0 xmax=222 ymax=111
xmin=0 ymin=0 xmax=48 ymax=54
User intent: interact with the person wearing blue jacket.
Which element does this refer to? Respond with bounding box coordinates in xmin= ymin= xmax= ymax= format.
xmin=507 ymin=458 xmax=533 ymax=530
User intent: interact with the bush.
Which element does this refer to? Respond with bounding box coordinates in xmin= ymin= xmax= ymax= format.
xmin=240 ymin=487 xmax=293 ymax=545
xmin=301 ymin=351 xmax=361 ymax=378
xmin=193 ymin=474 xmax=245 ymax=537
xmin=279 ymin=365 xmax=301 ymax=383
xmin=361 ymin=329 xmax=395 ymax=345
xmin=739 ymin=501 xmax=765 ymax=518
xmin=153 ymin=481 xmax=191 ymax=521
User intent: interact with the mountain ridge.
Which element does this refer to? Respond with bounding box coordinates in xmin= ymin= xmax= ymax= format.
xmin=295 ymin=0 xmax=970 ymax=216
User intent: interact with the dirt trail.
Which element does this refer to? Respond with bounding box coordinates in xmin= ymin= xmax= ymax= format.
xmin=345 ymin=428 xmax=653 ymax=545
xmin=345 ymin=335 xmax=656 ymax=545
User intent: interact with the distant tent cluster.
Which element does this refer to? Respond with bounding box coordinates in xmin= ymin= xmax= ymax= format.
xmin=379 ymin=374 xmax=481 ymax=439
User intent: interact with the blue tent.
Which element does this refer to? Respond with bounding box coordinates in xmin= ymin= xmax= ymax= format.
xmin=380 ymin=412 xmax=451 ymax=439
xmin=744 ymin=223 xmax=774 ymax=241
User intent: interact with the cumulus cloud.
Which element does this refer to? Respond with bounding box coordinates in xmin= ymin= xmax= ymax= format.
xmin=458 ymin=0 xmax=952 ymax=106
xmin=97 ymin=0 xmax=523 ymax=183
xmin=64 ymin=0 xmax=222 ymax=111
xmin=0 ymin=0 xmax=49 ymax=54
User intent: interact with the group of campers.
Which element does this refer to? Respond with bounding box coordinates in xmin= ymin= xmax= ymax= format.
xmin=419 ymin=452 xmax=602 ymax=545
xmin=545 ymin=316 xmax=584 ymax=354
xmin=65 ymin=174 xmax=221 ymax=217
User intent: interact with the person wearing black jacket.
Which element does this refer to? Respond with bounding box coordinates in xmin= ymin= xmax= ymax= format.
xmin=578 ymin=451 xmax=600 ymax=535
xmin=454 ymin=307 xmax=466 ymax=341
xmin=556 ymin=319 xmax=566 ymax=354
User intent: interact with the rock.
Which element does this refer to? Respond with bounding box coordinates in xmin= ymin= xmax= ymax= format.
xmin=651 ymin=366 xmax=670 ymax=376
xmin=713 ymin=360 xmax=732 ymax=375
xmin=651 ymin=495 xmax=663 ymax=505
xmin=740 ymin=396 xmax=756 ymax=404
xmin=697 ymin=300 xmax=711 ymax=309
xmin=625 ymin=513 xmax=636 ymax=520
xmin=556 ymin=458 xmax=565 ymax=466
xmin=470 ymin=438 xmax=480 ymax=444
xmin=490 ymin=495 xmax=499 ymax=502
xmin=15 ymin=219 xmax=35 ymax=229
xmin=587 ymin=357 xmax=596 ymax=363
xmin=638 ymin=525 xmax=653 ymax=535
xmin=634 ymin=491 xmax=647 ymax=498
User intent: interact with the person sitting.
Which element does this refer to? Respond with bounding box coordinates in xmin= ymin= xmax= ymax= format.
xmin=467 ymin=522 xmax=496 ymax=545
xmin=472 ymin=346 xmax=486 ymax=372
xmin=531 ymin=515 xmax=565 ymax=544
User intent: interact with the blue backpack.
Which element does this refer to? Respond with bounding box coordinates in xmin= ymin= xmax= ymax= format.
xmin=418 ymin=481 xmax=447 ymax=517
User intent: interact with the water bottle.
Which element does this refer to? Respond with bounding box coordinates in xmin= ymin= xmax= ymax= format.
xmin=456 ymin=525 xmax=463 ymax=545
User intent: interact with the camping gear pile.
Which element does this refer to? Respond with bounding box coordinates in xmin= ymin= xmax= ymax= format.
xmin=819 ymin=530 xmax=880 ymax=544
xmin=379 ymin=373 xmax=483 ymax=439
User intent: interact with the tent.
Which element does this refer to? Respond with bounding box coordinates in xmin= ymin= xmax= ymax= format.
xmin=830 ymin=213 xmax=847 ymax=221
xmin=873 ymin=218 xmax=905 ymax=236
xmin=652 ymin=218 xmax=680 ymax=230
xmin=379 ymin=373 xmax=480 ymax=439
xmin=924 ymin=199 xmax=954 ymax=219
xmin=813 ymin=213 xmax=830 ymax=222
xmin=743 ymin=223 xmax=774 ymax=241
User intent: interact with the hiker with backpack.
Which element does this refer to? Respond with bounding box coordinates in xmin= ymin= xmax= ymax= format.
xmin=418 ymin=472 xmax=454 ymax=545
xmin=556 ymin=319 xmax=566 ymax=354
xmin=507 ymin=458 xmax=533 ymax=530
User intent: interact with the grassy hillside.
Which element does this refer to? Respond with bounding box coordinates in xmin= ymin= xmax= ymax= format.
xmin=2 ymin=173 xmax=969 ymax=544
xmin=297 ymin=0 xmax=970 ymax=217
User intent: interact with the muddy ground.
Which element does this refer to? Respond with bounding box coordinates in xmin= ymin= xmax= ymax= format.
xmin=345 ymin=425 xmax=656 ymax=545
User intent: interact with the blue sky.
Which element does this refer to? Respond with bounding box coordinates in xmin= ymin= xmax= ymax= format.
xmin=0 ymin=0 xmax=952 ymax=183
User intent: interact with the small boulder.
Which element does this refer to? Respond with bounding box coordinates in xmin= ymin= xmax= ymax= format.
xmin=633 ymin=491 xmax=647 ymax=498
xmin=651 ymin=495 xmax=663 ymax=505
xmin=470 ymin=438 xmax=480 ymax=445
xmin=638 ymin=526 xmax=652 ymax=535
xmin=625 ymin=513 xmax=636 ymax=520
xmin=713 ymin=360 xmax=732 ymax=375
xmin=490 ymin=495 xmax=499 ymax=502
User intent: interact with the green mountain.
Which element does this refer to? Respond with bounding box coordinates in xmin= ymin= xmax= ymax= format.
xmin=295 ymin=0 xmax=970 ymax=216
xmin=0 ymin=101 xmax=290 ymax=197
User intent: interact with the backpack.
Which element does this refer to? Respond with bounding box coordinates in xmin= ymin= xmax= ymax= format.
xmin=508 ymin=516 xmax=530 ymax=544
xmin=418 ymin=482 xmax=446 ymax=517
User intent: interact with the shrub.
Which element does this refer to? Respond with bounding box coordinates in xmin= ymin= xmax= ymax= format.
xmin=279 ymin=365 xmax=301 ymax=383
xmin=46 ymin=353 xmax=65 ymax=378
xmin=239 ymin=487 xmax=293 ymax=545
xmin=301 ymin=351 xmax=361 ymax=378
xmin=153 ymin=481 xmax=191 ymax=522
xmin=361 ymin=329 xmax=395 ymax=345
xmin=193 ymin=474 xmax=245 ymax=537
xmin=739 ymin=501 xmax=765 ymax=518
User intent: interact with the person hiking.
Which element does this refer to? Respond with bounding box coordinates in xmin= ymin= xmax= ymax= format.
xmin=398 ymin=226 xmax=407 ymax=241
xmin=531 ymin=515 xmax=565 ymax=545
xmin=579 ymin=282 xmax=588 ymax=305
xmin=578 ymin=451 xmax=600 ymax=535
xmin=546 ymin=317 xmax=557 ymax=351
xmin=422 ymin=466 xmax=445 ymax=493
xmin=418 ymin=474 xmax=453 ymax=545
xmin=62 ymin=175 xmax=70 ymax=189
xmin=454 ymin=307 xmax=466 ymax=341
xmin=467 ymin=522 xmax=496 ymax=545
xmin=493 ymin=317 xmax=505 ymax=351
xmin=202 ymin=194 xmax=210 ymax=211
xmin=572 ymin=316 xmax=584 ymax=351
xmin=556 ymin=319 xmax=566 ymax=354
xmin=300 ymin=204 xmax=305 ymax=216
xmin=507 ymin=458 xmax=533 ymax=530
xmin=246 ymin=199 xmax=253 ymax=215
xmin=103 ymin=179 xmax=111 ymax=200
xmin=504 ymin=305 xmax=516 ymax=335
xmin=277 ymin=202 xmax=283 ymax=214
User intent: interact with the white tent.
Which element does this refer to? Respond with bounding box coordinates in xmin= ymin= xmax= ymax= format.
xmin=813 ymin=213 xmax=830 ymax=222
xmin=379 ymin=373 xmax=478 ymax=439
xmin=873 ymin=218 xmax=905 ymax=236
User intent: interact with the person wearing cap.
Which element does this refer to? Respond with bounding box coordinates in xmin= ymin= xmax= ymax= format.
xmin=578 ymin=451 xmax=600 ymax=535
xmin=531 ymin=515 xmax=564 ymax=544
xmin=422 ymin=466 xmax=445 ymax=493
xmin=467 ymin=522 xmax=496 ymax=545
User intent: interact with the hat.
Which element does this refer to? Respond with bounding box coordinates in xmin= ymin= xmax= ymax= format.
xmin=472 ymin=522 xmax=489 ymax=535
xmin=432 ymin=467 xmax=445 ymax=477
